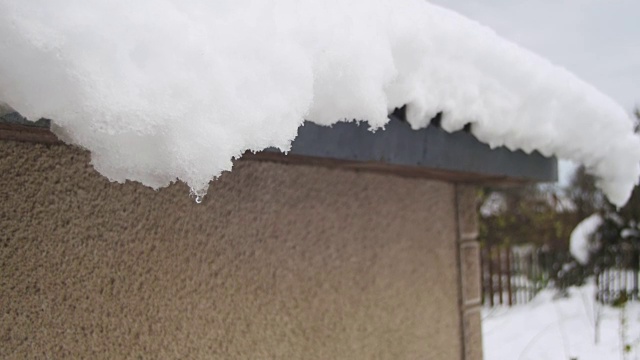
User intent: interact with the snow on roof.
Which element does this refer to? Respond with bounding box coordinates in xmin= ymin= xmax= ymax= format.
xmin=569 ymin=214 xmax=602 ymax=265
xmin=1 ymin=0 xmax=638 ymax=204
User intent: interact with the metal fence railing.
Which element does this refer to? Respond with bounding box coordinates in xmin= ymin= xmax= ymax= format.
xmin=482 ymin=243 xmax=640 ymax=307
xmin=596 ymin=268 xmax=638 ymax=304
xmin=481 ymin=245 xmax=546 ymax=307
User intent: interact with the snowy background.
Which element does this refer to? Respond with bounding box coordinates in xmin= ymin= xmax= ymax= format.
xmin=484 ymin=282 xmax=640 ymax=360
xmin=436 ymin=4 xmax=640 ymax=357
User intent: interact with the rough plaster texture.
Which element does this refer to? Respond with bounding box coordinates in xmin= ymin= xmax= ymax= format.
xmin=1 ymin=141 xmax=463 ymax=360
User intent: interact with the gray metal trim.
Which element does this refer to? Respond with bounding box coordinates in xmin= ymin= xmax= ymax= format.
xmin=279 ymin=114 xmax=557 ymax=182
xmin=0 ymin=111 xmax=51 ymax=128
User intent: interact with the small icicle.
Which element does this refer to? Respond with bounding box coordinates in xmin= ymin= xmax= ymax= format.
xmin=189 ymin=187 xmax=206 ymax=204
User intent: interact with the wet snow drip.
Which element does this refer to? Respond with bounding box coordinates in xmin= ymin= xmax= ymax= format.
xmin=1 ymin=0 xmax=638 ymax=205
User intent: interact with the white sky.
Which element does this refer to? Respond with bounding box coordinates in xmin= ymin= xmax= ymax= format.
xmin=430 ymin=0 xmax=640 ymax=185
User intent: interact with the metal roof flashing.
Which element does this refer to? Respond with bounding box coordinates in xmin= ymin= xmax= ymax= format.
xmin=254 ymin=111 xmax=557 ymax=184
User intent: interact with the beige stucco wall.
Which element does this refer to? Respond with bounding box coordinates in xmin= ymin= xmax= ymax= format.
xmin=1 ymin=140 xmax=465 ymax=359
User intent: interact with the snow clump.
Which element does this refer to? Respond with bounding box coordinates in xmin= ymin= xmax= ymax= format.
xmin=1 ymin=0 xmax=639 ymax=204
xmin=569 ymin=214 xmax=603 ymax=265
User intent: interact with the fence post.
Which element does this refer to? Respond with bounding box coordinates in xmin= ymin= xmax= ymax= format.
xmin=633 ymin=249 xmax=639 ymax=300
xmin=525 ymin=252 xmax=538 ymax=301
xmin=487 ymin=244 xmax=494 ymax=307
xmin=517 ymin=252 xmax=523 ymax=305
xmin=595 ymin=268 xmax=600 ymax=303
xmin=605 ymin=268 xmax=610 ymax=303
xmin=497 ymin=248 xmax=503 ymax=305
xmin=480 ymin=247 xmax=485 ymax=305
xmin=513 ymin=252 xmax=519 ymax=305
xmin=506 ymin=248 xmax=513 ymax=306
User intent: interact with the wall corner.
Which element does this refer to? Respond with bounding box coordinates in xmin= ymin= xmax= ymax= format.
xmin=455 ymin=184 xmax=484 ymax=360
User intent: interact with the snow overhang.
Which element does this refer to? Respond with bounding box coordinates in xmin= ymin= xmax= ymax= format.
xmin=1 ymin=1 xmax=637 ymax=204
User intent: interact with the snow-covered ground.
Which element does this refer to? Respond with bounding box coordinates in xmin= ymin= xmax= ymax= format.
xmin=483 ymin=282 xmax=640 ymax=360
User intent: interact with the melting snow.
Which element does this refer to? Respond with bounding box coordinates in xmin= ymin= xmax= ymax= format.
xmin=1 ymin=0 xmax=638 ymax=204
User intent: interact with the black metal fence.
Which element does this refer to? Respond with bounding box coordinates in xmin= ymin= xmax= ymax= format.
xmin=482 ymin=243 xmax=640 ymax=307
xmin=481 ymin=245 xmax=546 ymax=307
xmin=594 ymin=248 xmax=640 ymax=305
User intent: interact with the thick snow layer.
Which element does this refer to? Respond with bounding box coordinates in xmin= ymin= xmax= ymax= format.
xmin=1 ymin=0 xmax=639 ymax=204
xmin=570 ymin=214 xmax=603 ymax=265
xmin=484 ymin=283 xmax=640 ymax=360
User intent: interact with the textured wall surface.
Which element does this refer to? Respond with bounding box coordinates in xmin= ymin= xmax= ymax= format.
xmin=1 ymin=141 xmax=462 ymax=360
